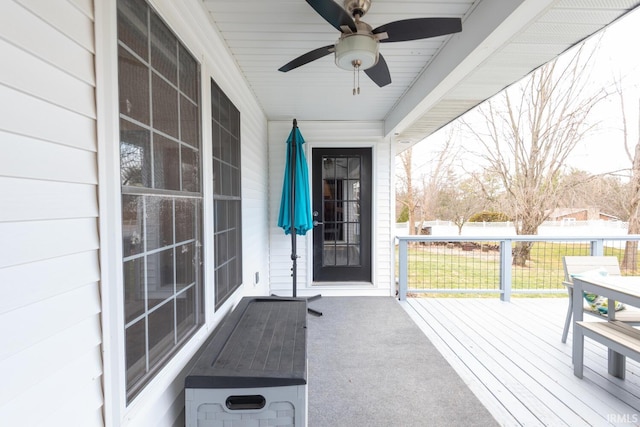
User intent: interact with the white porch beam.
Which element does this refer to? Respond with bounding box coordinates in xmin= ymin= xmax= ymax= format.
xmin=384 ymin=0 xmax=556 ymax=139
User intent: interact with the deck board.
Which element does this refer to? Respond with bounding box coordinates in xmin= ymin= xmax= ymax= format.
xmin=402 ymin=298 xmax=640 ymax=427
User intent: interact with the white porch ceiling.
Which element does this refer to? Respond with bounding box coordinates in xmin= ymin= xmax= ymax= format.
xmin=201 ymin=0 xmax=640 ymax=147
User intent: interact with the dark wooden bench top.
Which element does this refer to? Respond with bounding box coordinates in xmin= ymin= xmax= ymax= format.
xmin=185 ymin=297 xmax=307 ymax=389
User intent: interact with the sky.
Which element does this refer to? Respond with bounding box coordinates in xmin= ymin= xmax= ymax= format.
xmin=410 ymin=7 xmax=640 ymax=179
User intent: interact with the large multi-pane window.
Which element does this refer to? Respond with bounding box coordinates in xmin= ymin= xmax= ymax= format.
xmin=211 ymin=80 xmax=242 ymax=308
xmin=117 ymin=0 xmax=204 ymax=401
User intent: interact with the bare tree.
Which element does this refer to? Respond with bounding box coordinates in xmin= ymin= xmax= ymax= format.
xmin=396 ymin=147 xmax=418 ymax=234
xmin=420 ymin=127 xmax=460 ymax=221
xmin=614 ymin=79 xmax=640 ymax=271
xmin=437 ymin=175 xmax=485 ymax=235
xmin=462 ymin=45 xmax=606 ymax=266
xmin=561 ymin=169 xmax=629 ymax=220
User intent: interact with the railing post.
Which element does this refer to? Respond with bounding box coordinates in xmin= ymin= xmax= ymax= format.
xmin=500 ymin=240 xmax=512 ymax=302
xmin=398 ymin=239 xmax=408 ymax=300
xmin=590 ymin=239 xmax=604 ymax=256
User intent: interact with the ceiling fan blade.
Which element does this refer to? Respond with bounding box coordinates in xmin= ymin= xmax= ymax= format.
xmin=374 ymin=18 xmax=462 ymax=43
xmin=306 ymin=0 xmax=357 ymax=33
xmin=364 ymin=53 xmax=391 ymax=87
xmin=278 ymin=45 xmax=334 ymax=72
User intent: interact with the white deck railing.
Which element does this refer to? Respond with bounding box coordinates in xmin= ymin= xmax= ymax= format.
xmin=396 ymin=235 xmax=640 ymax=301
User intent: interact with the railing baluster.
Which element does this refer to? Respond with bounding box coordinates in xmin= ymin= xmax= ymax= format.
xmin=591 ymin=239 xmax=604 ymax=256
xmin=398 ymin=239 xmax=408 ymax=301
xmin=500 ymin=240 xmax=512 ymax=302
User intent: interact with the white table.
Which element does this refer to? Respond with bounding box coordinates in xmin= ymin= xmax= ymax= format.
xmin=572 ymin=275 xmax=640 ymax=379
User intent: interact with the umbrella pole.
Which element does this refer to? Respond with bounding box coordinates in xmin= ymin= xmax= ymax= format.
xmin=290 ymin=119 xmax=298 ymax=298
xmin=288 ymin=119 xmax=322 ymax=316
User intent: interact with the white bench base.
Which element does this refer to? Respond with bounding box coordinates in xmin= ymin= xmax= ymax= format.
xmin=574 ymin=320 xmax=640 ymax=379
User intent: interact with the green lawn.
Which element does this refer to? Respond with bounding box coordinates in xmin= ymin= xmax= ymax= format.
xmin=398 ymin=241 xmax=639 ymax=297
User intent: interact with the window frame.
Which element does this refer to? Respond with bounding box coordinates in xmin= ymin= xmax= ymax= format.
xmin=96 ymin=0 xmax=247 ymax=422
xmin=211 ymin=78 xmax=243 ymax=309
xmin=116 ymin=0 xmax=205 ymax=403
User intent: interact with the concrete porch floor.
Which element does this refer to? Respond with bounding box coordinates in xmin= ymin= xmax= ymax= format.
xmin=306 ymin=297 xmax=497 ymax=426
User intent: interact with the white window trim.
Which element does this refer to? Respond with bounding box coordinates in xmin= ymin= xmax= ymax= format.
xmin=94 ymin=0 xmax=242 ymax=424
xmin=95 ymin=0 xmax=127 ymax=423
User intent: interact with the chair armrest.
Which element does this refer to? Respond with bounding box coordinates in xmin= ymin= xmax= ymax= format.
xmin=562 ymin=280 xmax=573 ymax=288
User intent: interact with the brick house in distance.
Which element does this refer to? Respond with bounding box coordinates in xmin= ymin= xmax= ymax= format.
xmin=547 ymin=208 xmax=620 ymax=222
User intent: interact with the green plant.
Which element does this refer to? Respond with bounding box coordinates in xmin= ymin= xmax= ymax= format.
xmin=468 ymin=211 xmax=511 ymax=222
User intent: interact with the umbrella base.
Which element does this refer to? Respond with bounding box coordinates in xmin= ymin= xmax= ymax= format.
xmin=271 ymin=293 xmax=323 ymax=316
xmin=306 ymin=294 xmax=322 ymax=316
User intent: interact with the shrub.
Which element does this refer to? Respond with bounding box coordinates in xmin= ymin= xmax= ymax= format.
xmin=397 ymin=205 xmax=409 ymax=222
xmin=468 ymin=211 xmax=510 ymax=222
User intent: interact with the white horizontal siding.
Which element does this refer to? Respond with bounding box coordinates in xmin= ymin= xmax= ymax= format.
xmin=0 ymin=281 xmax=101 ymax=361
xmin=0 ymin=251 xmax=100 ymax=314
xmin=0 ymin=86 xmax=96 ymax=151
xmin=0 ymin=218 xmax=99 ymax=269
xmin=47 ymin=379 xmax=105 ymax=427
xmin=0 ymin=1 xmax=103 ymax=426
xmin=0 ymin=283 xmax=103 ymax=423
xmin=17 ymin=0 xmax=95 ymax=53
xmin=0 ymin=131 xmax=97 ymax=183
xmin=0 ymin=344 xmax=104 ymax=426
xmin=239 ymin=111 xmax=270 ymax=296
xmin=68 ymin=0 xmax=94 ymax=19
xmin=0 ymin=0 xmax=95 ymax=85
xmin=0 ymin=314 xmax=101 ymax=402
xmin=0 ymin=37 xmax=96 ymax=117
xmin=0 ymin=178 xmax=98 ymax=222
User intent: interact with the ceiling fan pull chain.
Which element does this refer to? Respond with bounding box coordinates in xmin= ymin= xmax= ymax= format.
xmin=352 ymin=59 xmax=362 ymax=95
xmin=353 ymin=64 xmax=356 ymax=95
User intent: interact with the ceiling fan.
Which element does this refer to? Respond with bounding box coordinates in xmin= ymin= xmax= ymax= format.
xmin=278 ymin=0 xmax=462 ymax=93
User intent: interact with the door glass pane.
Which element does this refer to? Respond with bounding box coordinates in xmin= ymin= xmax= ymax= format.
xmin=335 ymin=158 xmax=348 ymax=176
xmin=348 ymin=157 xmax=361 ymax=178
xmin=322 ymin=155 xmax=361 ymax=267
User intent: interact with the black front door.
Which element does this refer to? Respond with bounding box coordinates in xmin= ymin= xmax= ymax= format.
xmin=312 ymin=148 xmax=371 ymax=282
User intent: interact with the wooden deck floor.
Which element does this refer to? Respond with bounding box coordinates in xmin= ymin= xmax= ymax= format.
xmin=401 ymin=298 xmax=640 ymax=427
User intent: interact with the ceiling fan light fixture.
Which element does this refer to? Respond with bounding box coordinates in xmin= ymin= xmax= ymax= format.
xmin=335 ymin=34 xmax=378 ymax=70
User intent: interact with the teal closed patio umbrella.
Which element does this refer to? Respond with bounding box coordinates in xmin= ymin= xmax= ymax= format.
xmin=278 ymin=119 xmax=318 ymax=308
xmin=278 ymin=119 xmax=313 ymax=237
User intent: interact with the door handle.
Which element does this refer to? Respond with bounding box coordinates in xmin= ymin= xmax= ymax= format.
xmin=313 ymin=211 xmax=322 ymax=226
